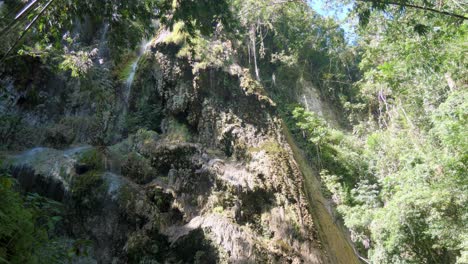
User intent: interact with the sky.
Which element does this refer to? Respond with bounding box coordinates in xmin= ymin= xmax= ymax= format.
xmin=308 ymin=0 xmax=349 ymax=19
xmin=307 ymin=0 xmax=358 ymax=43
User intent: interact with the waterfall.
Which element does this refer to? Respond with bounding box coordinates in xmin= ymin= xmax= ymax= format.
xmin=98 ymin=23 xmax=110 ymax=62
xmin=125 ymin=60 xmax=138 ymax=103
xmin=123 ymin=39 xmax=151 ymax=108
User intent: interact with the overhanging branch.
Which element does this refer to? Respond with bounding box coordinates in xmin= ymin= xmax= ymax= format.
xmin=1 ymin=0 xmax=55 ymax=62
xmin=362 ymin=0 xmax=468 ymax=20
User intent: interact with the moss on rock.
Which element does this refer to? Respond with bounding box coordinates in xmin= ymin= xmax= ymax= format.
xmin=249 ymin=140 xmax=283 ymax=156
xmin=121 ymin=152 xmax=155 ymax=184
xmin=77 ymin=149 xmax=105 ymax=171
xmin=71 ymin=170 xmax=106 ymax=209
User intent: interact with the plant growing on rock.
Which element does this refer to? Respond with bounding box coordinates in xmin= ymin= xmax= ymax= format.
xmin=0 ymin=171 xmax=67 ymax=263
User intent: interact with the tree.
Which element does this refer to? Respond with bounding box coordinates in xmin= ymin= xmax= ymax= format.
xmin=0 ymin=0 xmax=235 ymax=63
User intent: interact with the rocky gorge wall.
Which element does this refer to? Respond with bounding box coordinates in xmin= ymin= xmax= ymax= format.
xmin=1 ymin=28 xmax=359 ymax=263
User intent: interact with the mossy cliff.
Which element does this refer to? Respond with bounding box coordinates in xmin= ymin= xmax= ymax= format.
xmin=1 ymin=28 xmax=359 ymax=264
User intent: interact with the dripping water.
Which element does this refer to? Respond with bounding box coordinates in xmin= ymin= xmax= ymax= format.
xmin=98 ymin=23 xmax=110 ymax=62
xmin=124 ymin=60 xmax=138 ymax=103
xmin=123 ymin=39 xmax=151 ymax=109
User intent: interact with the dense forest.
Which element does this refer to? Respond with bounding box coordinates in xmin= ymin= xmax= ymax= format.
xmin=0 ymin=0 xmax=466 ymax=263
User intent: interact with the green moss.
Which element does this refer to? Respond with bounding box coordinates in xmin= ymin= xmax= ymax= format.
xmin=134 ymin=128 xmax=159 ymax=143
xmin=164 ymin=118 xmax=191 ymax=142
xmin=121 ymin=58 xmax=139 ymax=81
xmin=177 ymin=34 xmax=206 ymax=59
xmin=249 ymin=140 xmax=283 ymax=155
xmin=118 ymin=184 xmax=135 ymax=207
xmin=113 ymin=52 xmax=138 ymax=81
xmin=72 ymin=171 xmax=102 ymax=194
xmin=121 ymin=152 xmax=154 ymax=184
xmin=72 ymin=149 xmax=107 ymax=209
xmin=274 ymin=239 xmax=292 ymax=252
xmin=71 ymin=170 xmax=105 ymax=209
xmin=240 ymin=69 xmax=265 ymax=96
xmin=78 ymin=149 xmax=104 ymax=171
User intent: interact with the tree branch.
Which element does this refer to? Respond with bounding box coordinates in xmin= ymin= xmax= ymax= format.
xmin=0 ymin=0 xmax=42 ymax=36
xmin=1 ymin=0 xmax=55 ymax=63
xmin=363 ymin=0 xmax=468 ymax=20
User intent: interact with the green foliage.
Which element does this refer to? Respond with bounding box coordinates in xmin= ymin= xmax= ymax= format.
xmin=58 ymin=50 xmax=94 ymax=78
xmin=0 ymin=175 xmax=37 ymax=263
xmin=163 ymin=21 xmax=235 ymax=72
xmin=126 ymin=101 xmax=164 ymax=134
xmin=351 ymin=0 xmax=466 ymax=28
xmin=431 ymin=89 xmax=468 ymax=154
xmin=355 ymin=10 xmax=467 ymax=128
xmin=290 ymin=100 xmax=467 ymax=263
xmin=114 ymin=53 xmax=138 ymax=81
xmin=234 ymin=0 xmax=360 ymax=115
xmin=287 ymin=106 xmax=366 ymax=190
xmin=293 ymin=108 xmax=330 ymax=146
xmin=164 ymin=22 xmax=191 ymax=46
xmin=294 ymin=4 xmax=468 ymax=262
xmin=81 ymin=68 xmax=119 ymax=147
xmin=0 ymin=0 xmax=235 ymax=63
xmin=0 ymin=1 xmax=466 ymax=263
xmin=161 ymin=0 xmax=237 ymax=37
xmin=0 ymin=173 xmax=64 ymax=263
xmin=0 ymin=114 xmax=23 ymax=149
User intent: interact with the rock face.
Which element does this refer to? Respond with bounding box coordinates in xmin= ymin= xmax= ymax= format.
xmin=1 ymin=33 xmax=358 ymax=263
xmin=124 ymin=39 xmax=326 ymax=262
xmin=295 ymin=80 xmax=339 ymax=127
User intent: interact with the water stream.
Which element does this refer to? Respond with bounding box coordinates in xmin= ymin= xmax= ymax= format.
xmin=125 ymin=60 xmax=139 ymax=103
xmin=99 ymin=23 xmax=109 ymax=56
xmin=123 ymin=40 xmax=152 ymax=109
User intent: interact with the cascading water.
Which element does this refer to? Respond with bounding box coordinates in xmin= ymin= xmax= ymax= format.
xmin=123 ymin=39 xmax=151 ymax=109
xmin=98 ymin=23 xmax=110 ymax=61
xmin=125 ymin=60 xmax=138 ymax=103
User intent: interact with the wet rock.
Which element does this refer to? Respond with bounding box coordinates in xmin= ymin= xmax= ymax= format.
xmin=4 ymin=146 xmax=91 ymax=198
xmin=74 ymin=163 xmax=90 ymax=175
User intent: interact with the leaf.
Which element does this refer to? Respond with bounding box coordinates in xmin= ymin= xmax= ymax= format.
xmin=414 ymin=24 xmax=429 ymax=35
xmin=359 ymin=9 xmax=371 ymax=27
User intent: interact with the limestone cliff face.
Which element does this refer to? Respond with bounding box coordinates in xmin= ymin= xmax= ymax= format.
xmin=2 ymin=31 xmax=358 ymax=263
xmin=123 ymin=39 xmax=326 ymax=263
